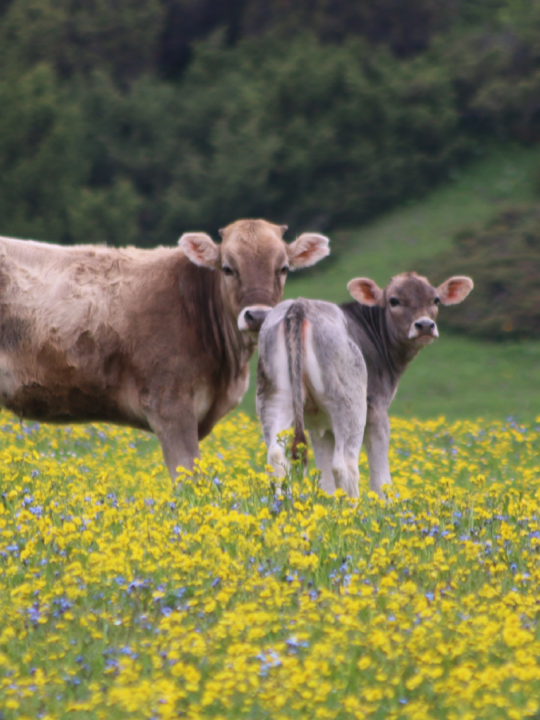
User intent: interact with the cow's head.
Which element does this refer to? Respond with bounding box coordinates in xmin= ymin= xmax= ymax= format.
xmin=347 ymin=272 xmax=473 ymax=346
xmin=179 ymin=219 xmax=329 ymax=332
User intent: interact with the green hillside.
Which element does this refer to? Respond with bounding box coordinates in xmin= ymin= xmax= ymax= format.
xmin=240 ymin=144 xmax=540 ymax=421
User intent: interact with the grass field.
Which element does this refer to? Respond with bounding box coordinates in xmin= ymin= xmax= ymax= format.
xmin=241 ymin=143 xmax=540 ymax=421
xmin=1 ymin=412 xmax=540 ymax=719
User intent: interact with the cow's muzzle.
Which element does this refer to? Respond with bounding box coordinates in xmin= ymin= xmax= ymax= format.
xmin=238 ymin=305 xmax=273 ymax=333
xmin=408 ymin=317 xmax=439 ymax=344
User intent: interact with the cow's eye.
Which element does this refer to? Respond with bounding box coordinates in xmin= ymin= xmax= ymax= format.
xmin=222 ymin=265 xmax=234 ymax=277
xmin=434 ymin=297 xmax=441 ymax=305
xmin=389 ymin=297 xmax=400 ymax=307
xmin=280 ymin=266 xmax=289 ymax=276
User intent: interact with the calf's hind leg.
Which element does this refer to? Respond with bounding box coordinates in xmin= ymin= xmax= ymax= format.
xmin=257 ymin=383 xmax=294 ymax=480
xmin=313 ymin=367 xmax=366 ymax=498
xmin=328 ymin=407 xmax=364 ymax=499
xmin=311 ymin=423 xmax=363 ymax=498
xmin=308 ymin=321 xmax=367 ymax=498
xmin=310 ymin=431 xmax=336 ymax=494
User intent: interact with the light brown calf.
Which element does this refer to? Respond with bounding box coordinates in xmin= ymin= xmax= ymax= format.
xmin=343 ymin=272 xmax=473 ymax=495
xmin=0 ymin=219 xmax=329 ymax=476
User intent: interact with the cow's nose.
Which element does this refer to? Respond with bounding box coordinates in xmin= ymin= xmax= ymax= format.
xmin=408 ymin=317 xmax=439 ymax=340
xmin=415 ymin=319 xmax=436 ymax=332
xmin=237 ymin=305 xmax=272 ymax=332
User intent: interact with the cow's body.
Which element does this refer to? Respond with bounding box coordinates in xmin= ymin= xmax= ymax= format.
xmin=257 ymin=299 xmax=368 ymax=497
xmin=0 ymin=220 xmax=329 ymax=476
xmin=257 ymin=273 xmax=473 ymax=498
xmin=0 ymin=237 xmax=246 ymax=433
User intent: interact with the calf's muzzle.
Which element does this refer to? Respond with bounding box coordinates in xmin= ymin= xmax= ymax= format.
xmin=238 ymin=305 xmax=273 ymax=332
xmin=408 ymin=317 xmax=439 ymax=341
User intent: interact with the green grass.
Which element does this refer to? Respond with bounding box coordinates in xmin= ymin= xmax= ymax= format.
xmin=240 ymin=143 xmax=540 ymax=421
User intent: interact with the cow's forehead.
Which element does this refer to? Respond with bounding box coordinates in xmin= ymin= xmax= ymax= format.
xmin=220 ymin=219 xmax=285 ymax=254
xmin=386 ymin=272 xmax=436 ymax=302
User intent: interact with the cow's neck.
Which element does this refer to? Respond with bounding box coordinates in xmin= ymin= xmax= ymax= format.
xmin=341 ymin=302 xmax=421 ymax=394
xmin=206 ymin=277 xmax=252 ymax=383
xmin=181 ymin=263 xmax=250 ymax=386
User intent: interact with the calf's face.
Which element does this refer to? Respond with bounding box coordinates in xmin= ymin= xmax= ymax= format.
xmin=180 ymin=219 xmax=329 ymax=332
xmin=347 ymin=272 xmax=473 ymax=346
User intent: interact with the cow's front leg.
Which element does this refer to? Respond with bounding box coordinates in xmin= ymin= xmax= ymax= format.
xmin=364 ymin=405 xmax=392 ymax=498
xmin=146 ymin=400 xmax=200 ymax=479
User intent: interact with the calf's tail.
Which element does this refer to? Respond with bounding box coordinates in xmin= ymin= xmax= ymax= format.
xmin=284 ymin=302 xmax=308 ymax=466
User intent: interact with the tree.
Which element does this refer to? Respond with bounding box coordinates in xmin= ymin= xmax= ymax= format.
xmin=0 ymin=0 xmax=164 ymax=84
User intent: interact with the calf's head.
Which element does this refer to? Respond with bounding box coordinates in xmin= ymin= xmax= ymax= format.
xmin=347 ymin=272 xmax=473 ymax=346
xmin=179 ymin=219 xmax=329 ymax=332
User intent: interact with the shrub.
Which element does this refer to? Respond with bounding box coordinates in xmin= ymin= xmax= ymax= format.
xmin=0 ymin=64 xmax=87 ymax=242
xmin=0 ymin=0 xmax=164 ymax=83
xmin=159 ymin=34 xmax=467 ymax=235
xmin=422 ymin=205 xmax=540 ymax=340
xmin=0 ymin=34 xmax=465 ymax=245
xmin=5 ymin=5 xmax=540 ymax=246
xmin=431 ymin=6 xmax=540 ymax=142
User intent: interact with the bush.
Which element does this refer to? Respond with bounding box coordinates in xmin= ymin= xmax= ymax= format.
xmin=0 ymin=0 xmax=164 ymax=84
xmin=0 ymin=34 xmax=467 ymax=245
xmin=0 ymin=64 xmax=87 ymax=242
xmin=422 ymin=205 xmax=540 ymax=340
xmin=431 ymin=6 xmax=540 ymax=142
xmin=241 ymin=0 xmax=460 ymax=57
xmin=159 ymin=34 xmax=467 ymax=235
xmin=4 ymin=4 xmax=540 ymax=246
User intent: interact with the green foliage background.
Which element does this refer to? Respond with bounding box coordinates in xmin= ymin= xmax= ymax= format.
xmin=2 ymin=0 xmax=540 ymax=246
xmin=420 ymin=204 xmax=540 ymax=339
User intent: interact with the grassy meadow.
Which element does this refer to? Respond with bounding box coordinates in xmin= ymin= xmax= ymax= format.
xmin=3 ymin=146 xmax=540 ymax=719
xmin=2 ymin=412 xmax=540 ymax=720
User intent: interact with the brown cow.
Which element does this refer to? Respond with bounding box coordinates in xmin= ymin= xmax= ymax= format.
xmin=0 ymin=219 xmax=329 ymax=476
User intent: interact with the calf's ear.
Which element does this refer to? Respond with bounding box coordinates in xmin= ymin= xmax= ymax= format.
xmin=347 ymin=277 xmax=382 ymax=306
xmin=287 ymin=233 xmax=330 ymax=269
xmin=179 ymin=232 xmax=220 ymax=269
xmin=437 ymin=276 xmax=474 ymax=305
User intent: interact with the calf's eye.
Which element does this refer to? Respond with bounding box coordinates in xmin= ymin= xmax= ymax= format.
xmin=280 ymin=266 xmax=289 ymax=275
xmin=222 ymin=265 xmax=234 ymax=277
xmin=389 ymin=297 xmax=400 ymax=307
xmin=434 ymin=297 xmax=441 ymax=305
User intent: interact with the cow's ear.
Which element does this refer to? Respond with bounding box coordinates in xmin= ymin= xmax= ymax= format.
xmin=179 ymin=232 xmax=220 ymax=269
xmin=347 ymin=277 xmax=382 ymax=306
xmin=437 ymin=276 xmax=474 ymax=305
xmin=287 ymin=233 xmax=330 ymax=269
